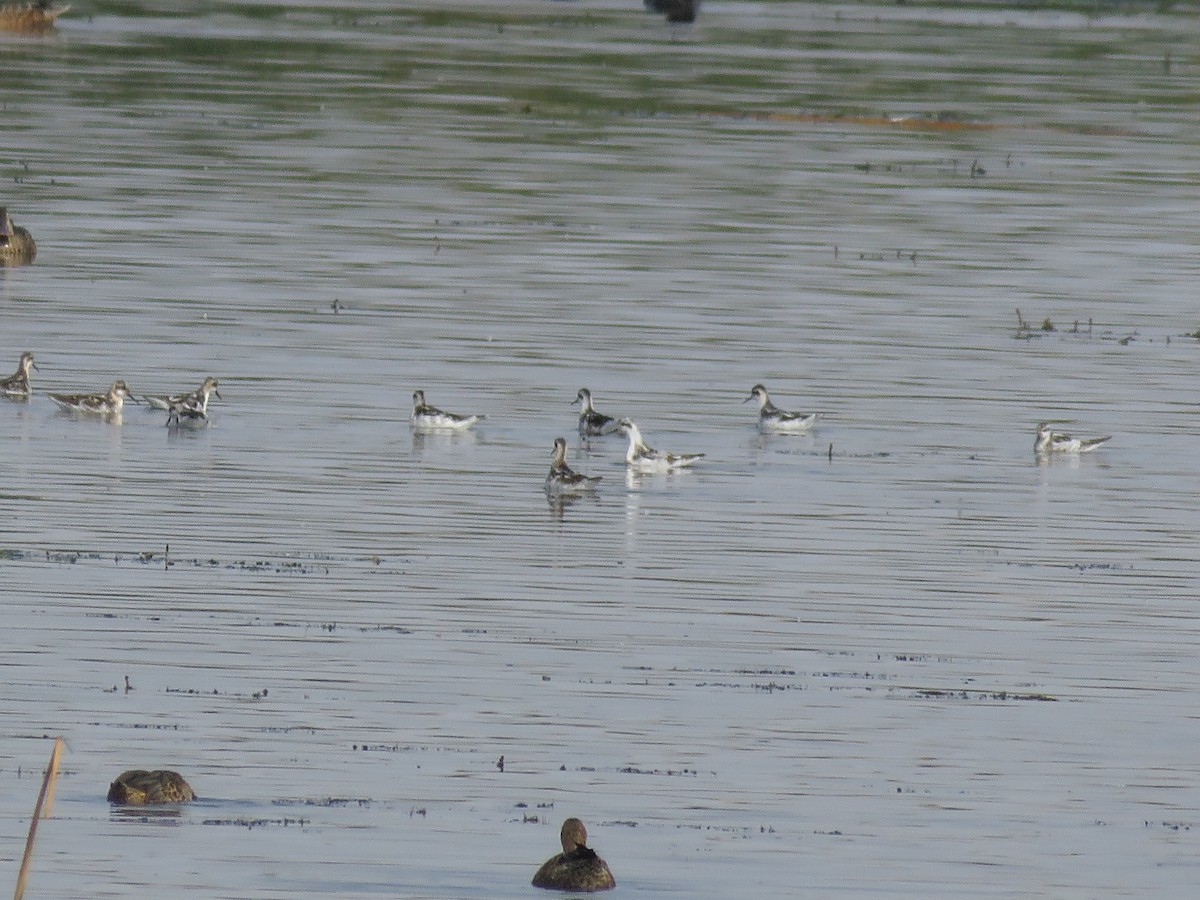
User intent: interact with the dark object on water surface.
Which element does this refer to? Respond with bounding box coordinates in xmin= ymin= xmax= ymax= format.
xmin=107 ymin=769 xmax=195 ymax=805
xmin=0 ymin=208 xmax=36 ymax=265
xmin=532 ymin=818 xmax=616 ymax=892
xmin=644 ymin=0 xmax=699 ymax=24
xmin=0 ymin=1 xmax=70 ymax=34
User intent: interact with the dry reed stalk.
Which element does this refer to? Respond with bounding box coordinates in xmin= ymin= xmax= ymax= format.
xmin=13 ymin=736 xmax=64 ymax=900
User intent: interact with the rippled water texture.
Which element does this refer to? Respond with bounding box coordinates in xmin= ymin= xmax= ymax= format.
xmin=2 ymin=2 xmax=1199 ymax=896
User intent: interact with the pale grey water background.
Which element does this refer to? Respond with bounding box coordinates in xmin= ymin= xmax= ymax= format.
xmin=2 ymin=1 xmax=1199 ymax=896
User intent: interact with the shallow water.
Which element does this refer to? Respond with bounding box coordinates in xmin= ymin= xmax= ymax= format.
xmin=2 ymin=1 xmax=1199 ymax=896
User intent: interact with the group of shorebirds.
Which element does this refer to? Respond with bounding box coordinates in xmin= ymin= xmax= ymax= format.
xmin=2 ymin=347 xmax=1110 ymax=468
xmin=107 ymin=768 xmax=615 ymax=892
xmin=0 ymin=351 xmax=221 ymax=427
xmin=411 ymin=382 xmax=818 ymax=494
xmin=413 ymin=381 xmax=1113 ymax=497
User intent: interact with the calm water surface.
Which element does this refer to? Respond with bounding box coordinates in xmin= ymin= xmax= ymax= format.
xmin=2 ymin=2 xmax=1199 ymax=897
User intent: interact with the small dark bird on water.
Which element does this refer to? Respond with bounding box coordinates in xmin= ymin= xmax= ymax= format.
xmin=644 ymin=0 xmax=699 ymax=24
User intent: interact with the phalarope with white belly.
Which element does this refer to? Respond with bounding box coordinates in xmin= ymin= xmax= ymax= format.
xmin=146 ymin=375 xmax=221 ymax=412
xmin=1034 ymin=422 xmax=1111 ymax=456
xmin=572 ymin=388 xmax=619 ymax=437
xmin=1 ymin=351 xmax=37 ymax=398
xmin=746 ymin=383 xmax=816 ymax=432
xmin=411 ymin=390 xmax=484 ymax=431
xmin=48 ymin=380 xmax=133 ymax=417
xmin=617 ymin=418 xmax=704 ymax=473
xmin=545 ymin=437 xmax=602 ymax=494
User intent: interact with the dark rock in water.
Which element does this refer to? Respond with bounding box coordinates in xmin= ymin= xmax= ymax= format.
xmin=644 ymin=0 xmax=699 ymax=25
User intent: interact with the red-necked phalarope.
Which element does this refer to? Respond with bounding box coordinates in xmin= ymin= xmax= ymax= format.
xmin=1034 ymin=422 xmax=1112 ymax=455
xmin=410 ymin=390 xmax=484 ymax=431
xmin=1 ymin=351 xmax=37 ymax=397
xmin=572 ymin=388 xmax=620 ymax=437
xmin=532 ymin=818 xmax=616 ymax=893
xmin=746 ymin=383 xmax=816 ymax=432
xmin=146 ymin=375 xmax=221 ymax=412
xmin=48 ymin=379 xmax=133 ymax=417
xmin=546 ymin=437 xmax=602 ymax=494
xmin=617 ymin=418 xmax=704 ymax=473
xmin=165 ymin=397 xmax=211 ymax=429
xmin=0 ymin=207 xmax=36 ymax=264
xmin=107 ymin=769 xmax=194 ymax=805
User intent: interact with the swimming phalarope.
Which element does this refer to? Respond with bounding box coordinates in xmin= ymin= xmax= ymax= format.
xmin=1034 ymin=422 xmax=1112 ymax=455
xmin=745 ymin=383 xmax=816 ymax=432
xmin=145 ymin=375 xmax=221 ymax=412
xmin=532 ymin=818 xmax=616 ymax=893
xmin=165 ymin=395 xmax=212 ymax=429
xmin=545 ymin=437 xmax=602 ymax=494
xmin=48 ymin=379 xmax=133 ymax=416
xmin=107 ymin=769 xmax=194 ymax=805
xmin=617 ymin=418 xmax=704 ymax=472
xmin=0 ymin=351 xmax=37 ymax=397
xmin=410 ymin=390 xmax=484 ymax=431
xmin=572 ymin=388 xmax=620 ymax=437
xmin=0 ymin=207 xmax=36 ymax=264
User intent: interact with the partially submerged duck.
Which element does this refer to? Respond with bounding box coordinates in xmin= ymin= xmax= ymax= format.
xmin=532 ymin=817 xmax=616 ymax=893
xmin=107 ymin=769 xmax=195 ymax=805
xmin=48 ymin=379 xmax=133 ymax=417
xmin=546 ymin=437 xmax=602 ymax=494
xmin=0 ymin=208 xmax=36 ymax=265
xmin=0 ymin=351 xmax=37 ymax=397
xmin=0 ymin=1 xmax=69 ymax=34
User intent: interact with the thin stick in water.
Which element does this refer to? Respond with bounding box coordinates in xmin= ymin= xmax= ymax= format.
xmin=14 ymin=736 xmax=64 ymax=900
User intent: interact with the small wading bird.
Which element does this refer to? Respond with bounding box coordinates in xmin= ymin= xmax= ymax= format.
xmin=410 ymin=389 xmax=484 ymax=431
xmin=145 ymin=376 xmax=221 ymax=413
xmin=1034 ymin=421 xmax=1112 ymax=456
xmin=617 ymin=418 xmax=704 ymax=473
xmin=48 ymin=379 xmax=134 ymax=417
xmin=545 ymin=437 xmax=602 ymax=494
xmin=0 ymin=207 xmax=36 ymax=264
xmin=147 ymin=376 xmax=221 ymax=428
xmin=107 ymin=769 xmax=195 ymax=805
xmin=572 ymin=388 xmax=620 ymax=437
xmin=745 ymin=383 xmax=817 ymax=432
xmin=0 ymin=351 xmax=38 ymax=397
xmin=532 ymin=817 xmax=616 ymax=893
